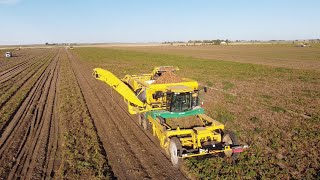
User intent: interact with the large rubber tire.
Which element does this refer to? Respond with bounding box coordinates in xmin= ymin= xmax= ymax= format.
xmin=169 ymin=137 xmax=182 ymax=168
xmin=222 ymin=130 xmax=240 ymax=160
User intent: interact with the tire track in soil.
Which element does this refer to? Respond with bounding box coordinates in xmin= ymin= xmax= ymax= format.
xmin=0 ymin=49 xmax=45 ymax=75
xmin=0 ymin=49 xmax=52 ymax=93
xmin=0 ymin=55 xmax=40 ymax=84
xmin=0 ymin=51 xmax=55 ymax=134
xmin=0 ymin=50 xmax=30 ymax=72
xmin=0 ymin=51 xmax=51 ymax=86
xmin=0 ymin=52 xmax=55 ymax=111
xmin=67 ymin=50 xmax=187 ymax=180
xmin=0 ymin=49 xmax=61 ymax=179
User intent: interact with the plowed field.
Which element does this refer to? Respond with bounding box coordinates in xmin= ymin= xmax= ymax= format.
xmin=1 ymin=45 xmax=319 ymax=179
xmin=0 ymin=49 xmax=62 ymax=179
xmin=0 ymin=48 xmax=186 ymax=179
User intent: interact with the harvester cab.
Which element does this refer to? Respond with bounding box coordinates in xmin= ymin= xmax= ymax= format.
xmin=165 ymin=85 xmax=200 ymax=112
xmin=93 ymin=66 xmax=248 ymax=167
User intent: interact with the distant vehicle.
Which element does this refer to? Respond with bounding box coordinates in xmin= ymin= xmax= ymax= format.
xmin=5 ymin=52 xmax=12 ymax=58
xmin=296 ymin=42 xmax=310 ymax=48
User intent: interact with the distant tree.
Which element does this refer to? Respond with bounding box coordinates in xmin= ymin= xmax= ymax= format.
xmin=45 ymin=42 xmax=49 ymax=45
xmin=214 ymin=39 xmax=221 ymax=45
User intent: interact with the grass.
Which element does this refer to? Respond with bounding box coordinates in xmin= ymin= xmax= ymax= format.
xmin=205 ymin=80 xmax=214 ymax=87
xmin=74 ymin=46 xmax=320 ymax=179
xmin=222 ymin=81 xmax=235 ymax=91
xmin=225 ymin=94 xmax=236 ymax=103
xmin=110 ymin=43 xmax=320 ymax=70
xmin=261 ymin=94 xmax=272 ymax=99
xmin=270 ymin=106 xmax=286 ymax=113
xmin=74 ymin=47 xmax=319 ymax=83
xmin=215 ymin=105 xmax=235 ymax=124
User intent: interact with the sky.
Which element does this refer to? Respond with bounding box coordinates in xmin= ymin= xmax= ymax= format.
xmin=0 ymin=0 xmax=319 ymax=45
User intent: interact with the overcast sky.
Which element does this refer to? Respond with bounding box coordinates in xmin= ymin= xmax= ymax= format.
xmin=0 ymin=0 xmax=319 ymax=45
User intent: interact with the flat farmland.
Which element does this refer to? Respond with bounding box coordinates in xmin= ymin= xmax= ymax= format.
xmin=0 ymin=48 xmax=187 ymax=179
xmin=111 ymin=44 xmax=320 ymax=70
xmin=0 ymin=48 xmax=113 ymax=179
xmin=0 ymin=45 xmax=319 ymax=179
xmin=73 ymin=45 xmax=319 ymax=179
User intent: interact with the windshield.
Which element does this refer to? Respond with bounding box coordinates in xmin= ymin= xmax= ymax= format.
xmin=167 ymin=92 xmax=199 ymax=112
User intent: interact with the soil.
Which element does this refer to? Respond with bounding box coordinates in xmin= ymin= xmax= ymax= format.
xmin=67 ymin=50 xmax=187 ymax=179
xmin=0 ymin=49 xmax=61 ymax=179
xmin=154 ymin=71 xmax=183 ymax=84
xmin=0 ymin=48 xmax=187 ymax=179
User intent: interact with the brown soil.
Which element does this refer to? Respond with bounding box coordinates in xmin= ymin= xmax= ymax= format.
xmin=154 ymin=71 xmax=183 ymax=84
xmin=0 ymin=48 xmax=188 ymax=179
xmin=67 ymin=50 xmax=187 ymax=179
xmin=0 ymin=49 xmax=61 ymax=179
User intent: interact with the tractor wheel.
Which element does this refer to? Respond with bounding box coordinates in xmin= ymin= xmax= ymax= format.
xmin=169 ymin=137 xmax=182 ymax=167
xmin=222 ymin=130 xmax=240 ymax=160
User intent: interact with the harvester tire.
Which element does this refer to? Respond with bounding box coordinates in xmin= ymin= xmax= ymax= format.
xmin=222 ymin=130 xmax=240 ymax=160
xmin=169 ymin=137 xmax=182 ymax=168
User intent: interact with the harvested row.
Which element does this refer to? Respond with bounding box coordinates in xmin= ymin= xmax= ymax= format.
xmin=0 ymin=50 xmax=56 ymax=131
xmin=0 ymin=51 xmax=55 ymax=109
xmin=0 ymin=49 xmax=60 ymax=179
xmin=67 ymin=50 xmax=187 ymax=179
xmin=55 ymin=49 xmax=113 ymax=179
xmin=0 ymin=49 xmax=44 ymax=72
xmin=0 ymin=49 xmax=53 ymax=85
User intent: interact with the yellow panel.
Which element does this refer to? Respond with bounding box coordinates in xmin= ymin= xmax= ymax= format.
xmin=93 ymin=68 xmax=144 ymax=107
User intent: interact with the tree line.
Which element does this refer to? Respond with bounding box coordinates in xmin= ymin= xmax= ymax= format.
xmin=162 ymin=39 xmax=230 ymax=45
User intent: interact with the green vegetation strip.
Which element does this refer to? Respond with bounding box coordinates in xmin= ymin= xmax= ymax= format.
xmin=74 ymin=47 xmax=319 ymax=83
xmin=57 ymin=51 xmax=112 ymax=179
